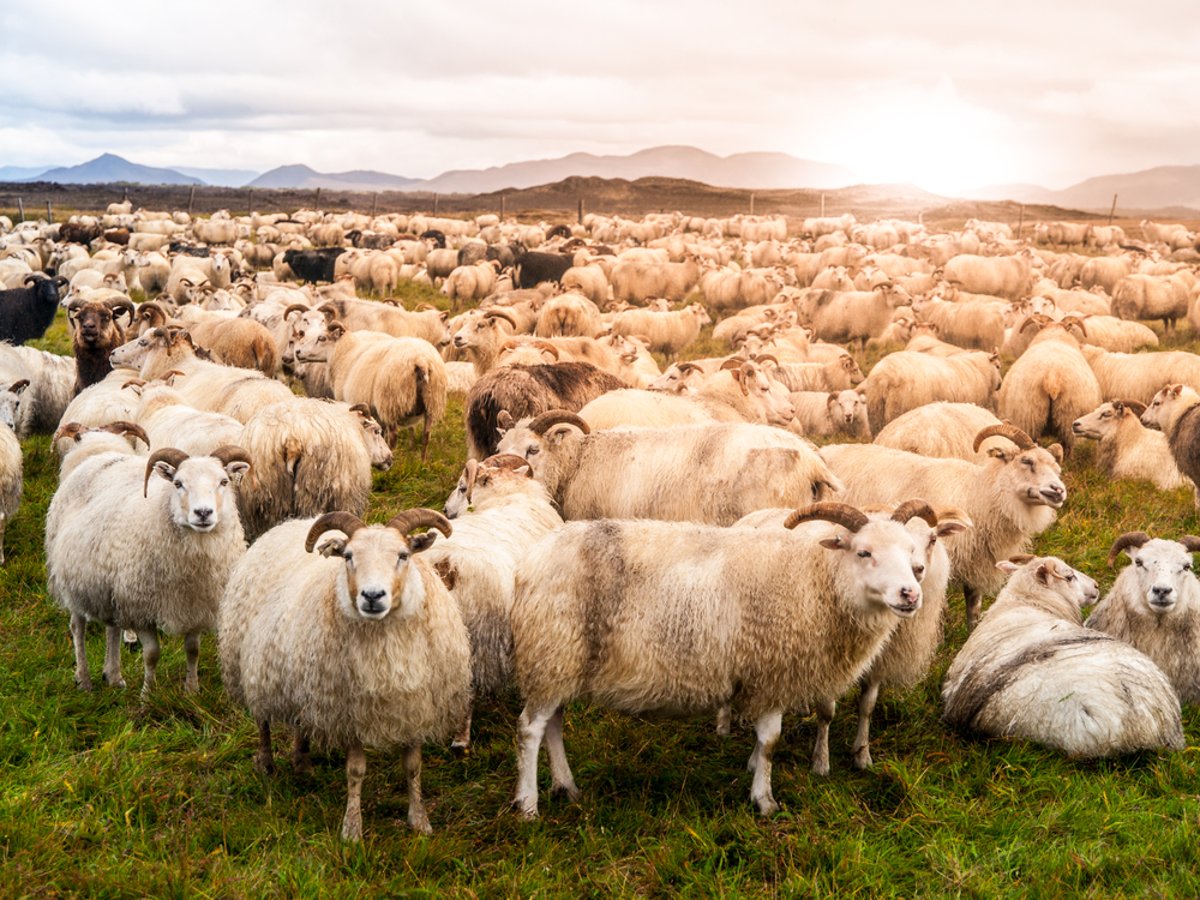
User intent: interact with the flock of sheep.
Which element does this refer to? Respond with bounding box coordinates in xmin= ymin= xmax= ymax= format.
xmin=1 ymin=199 xmax=1199 ymax=841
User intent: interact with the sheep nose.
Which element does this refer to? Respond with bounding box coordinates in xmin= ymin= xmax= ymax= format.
xmin=360 ymin=588 xmax=387 ymax=611
xmin=1151 ymin=585 xmax=1174 ymax=604
xmin=193 ymin=507 xmax=213 ymax=521
xmin=899 ymin=586 xmax=918 ymax=604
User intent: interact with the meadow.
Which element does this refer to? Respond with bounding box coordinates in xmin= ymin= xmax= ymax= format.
xmin=2 ymin=290 xmax=1199 ymax=898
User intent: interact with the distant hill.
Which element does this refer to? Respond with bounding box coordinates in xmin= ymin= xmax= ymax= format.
xmin=415 ymin=145 xmax=858 ymax=194
xmin=28 ymin=153 xmax=202 ymax=186
xmin=247 ymin=164 xmax=420 ymax=191
xmin=172 ymin=166 xmax=260 ymax=187
xmin=0 ymin=165 xmax=55 ymax=181
xmin=968 ymin=164 xmax=1200 ymax=213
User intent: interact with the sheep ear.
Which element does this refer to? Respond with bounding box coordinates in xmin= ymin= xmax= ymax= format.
xmin=818 ymin=536 xmax=848 ymax=551
xmin=546 ymin=425 xmax=574 ymax=445
xmin=935 ymin=521 xmax=969 ymax=539
xmin=316 ymin=537 xmax=347 ymax=558
xmin=987 ymin=447 xmax=1012 ymax=462
xmin=996 ymin=560 xmax=1021 ymax=574
xmin=1048 ymin=443 xmax=1064 ymax=463
xmin=409 ymin=532 xmax=438 ymax=553
xmin=1035 ymin=563 xmax=1053 ymax=584
xmin=224 ymin=460 xmax=251 ymax=480
xmin=153 ymin=460 xmax=179 ymax=482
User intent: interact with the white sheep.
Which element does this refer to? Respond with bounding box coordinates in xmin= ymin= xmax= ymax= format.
xmin=1086 ymin=532 xmax=1200 ymax=704
xmin=511 ymin=500 xmax=935 ymax=818
xmin=218 ymin=509 xmax=471 ymax=840
xmin=608 ymin=303 xmax=712 ymax=357
xmin=1071 ymin=401 xmax=1188 ymax=490
xmin=132 ymin=382 xmax=245 ymax=456
xmin=0 ymin=342 xmax=75 ymax=437
xmin=943 ymin=556 xmax=1184 ymax=757
xmin=823 ymin=424 xmax=1065 ymax=629
xmin=496 ymin=411 xmax=841 ymax=526
xmin=1079 ymin=344 xmax=1200 ymax=406
xmin=787 ymin=389 xmax=870 ymax=439
xmin=0 ymin=378 xmax=25 ymax=564
xmin=872 ymin=402 xmax=1005 ymax=462
xmin=46 ymin=445 xmax=251 ymax=693
xmin=861 ymin=350 xmax=1001 ymax=433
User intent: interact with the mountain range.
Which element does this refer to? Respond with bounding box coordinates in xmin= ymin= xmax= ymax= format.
xmin=4 ymin=150 xmax=1199 ymax=212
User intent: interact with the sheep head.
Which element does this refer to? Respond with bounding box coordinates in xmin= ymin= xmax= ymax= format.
xmin=1109 ymin=533 xmax=1200 ymax=614
xmin=305 ymin=508 xmax=451 ymax=620
xmin=973 ymin=425 xmax=1066 ymax=509
xmin=144 ymin=445 xmax=250 ymax=533
xmin=996 ymin=556 xmax=1099 ymax=610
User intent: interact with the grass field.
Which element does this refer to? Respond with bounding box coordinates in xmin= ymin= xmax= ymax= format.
xmin=2 ymin=306 xmax=1200 ymax=897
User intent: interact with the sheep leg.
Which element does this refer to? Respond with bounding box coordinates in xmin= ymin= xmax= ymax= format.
xmin=403 ymin=744 xmax=432 ymax=835
xmin=70 ymin=613 xmax=93 ymax=692
xmin=183 ymin=632 xmax=201 ymax=693
xmin=852 ymin=680 xmax=882 ymax=770
xmin=0 ymin=512 xmax=6 ymax=565
xmin=101 ymin=625 xmax=126 ymax=688
xmin=341 ymin=742 xmax=366 ymax=842
xmin=964 ymin=585 xmax=983 ymax=631
xmin=513 ymin=703 xmax=555 ymax=819
xmin=749 ymin=710 xmax=783 ymax=816
xmin=544 ymin=706 xmax=579 ymax=801
xmin=421 ymin=413 xmax=431 ymax=462
xmin=255 ymin=721 xmax=275 ymax=774
xmin=136 ymin=627 xmax=160 ymax=696
xmin=292 ymin=731 xmax=312 ymax=776
xmin=715 ymin=704 xmax=732 ymax=737
xmin=450 ymin=704 xmax=472 ymax=754
xmin=811 ymin=697 xmax=836 ymax=776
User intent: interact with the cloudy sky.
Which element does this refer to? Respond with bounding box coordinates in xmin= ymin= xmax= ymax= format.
xmin=2 ymin=1 xmax=1197 ymax=193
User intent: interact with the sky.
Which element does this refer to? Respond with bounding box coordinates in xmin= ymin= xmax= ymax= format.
xmin=1 ymin=0 xmax=1198 ymax=194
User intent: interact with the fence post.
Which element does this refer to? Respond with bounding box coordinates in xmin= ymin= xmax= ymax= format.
xmin=46 ymin=200 xmax=53 ymax=224
xmin=187 ymin=185 xmax=196 ymax=215
xmin=433 ymin=193 xmax=439 ymax=215
xmin=577 ymin=196 xmax=583 ymax=224
xmin=16 ymin=198 xmax=24 ymax=222
xmin=1016 ymin=204 xmax=1025 ymax=239
xmin=820 ymin=193 xmax=826 ymax=217
xmin=371 ymin=192 xmax=378 ymax=217
xmin=749 ymin=192 xmax=755 ymax=216
xmin=1108 ymin=193 xmax=1118 ymax=226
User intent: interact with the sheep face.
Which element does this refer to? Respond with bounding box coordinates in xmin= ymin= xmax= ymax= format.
xmin=828 ymin=390 xmax=867 ymax=430
xmin=1142 ymin=384 xmax=1200 ymax=431
xmin=998 ymin=556 xmax=1099 ymax=609
xmin=987 ymin=445 xmax=1066 ymax=509
xmin=110 ymin=327 xmax=172 ymax=369
xmin=444 ymin=456 xmax=534 ymax=518
xmin=292 ymin=324 xmax=342 ymax=363
xmin=318 ymin=527 xmax=437 ymax=620
xmin=1072 ymin=402 xmax=1122 ymax=441
xmin=819 ymin=520 xmax=926 ymax=617
xmin=1121 ymin=539 xmax=1197 ymax=613
xmin=0 ymin=380 xmax=27 ymax=430
xmin=149 ymin=455 xmax=249 ymax=533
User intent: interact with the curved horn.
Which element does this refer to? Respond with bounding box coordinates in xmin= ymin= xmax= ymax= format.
xmin=526 ymin=410 xmax=591 ymax=436
xmin=532 ymin=339 xmax=561 ymax=359
xmin=137 ymin=302 xmax=169 ymax=328
xmin=99 ymin=420 xmax=149 ymax=448
xmin=1018 ymin=315 xmax=1045 ymax=334
xmin=676 ymin=362 xmax=704 ymax=375
xmin=891 ymin=499 xmax=938 ymax=527
xmin=751 ymin=353 xmax=779 ymax=367
xmin=386 ymin=508 xmax=453 ymax=539
xmin=209 ymin=445 xmax=253 ymax=469
xmin=784 ymin=502 xmax=869 ymax=533
xmin=104 ymin=296 xmax=136 ymax=323
xmin=282 ymin=303 xmax=311 ymax=320
xmin=143 ymin=448 xmax=189 ymax=498
xmin=719 ymin=357 xmax=746 ymax=371
xmin=305 ymin=511 xmax=366 ymax=552
xmin=973 ymin=424 xmax=1035 ymax=452
xmin=462 ymin=458 xmax=480 ymax=500
xmin=481 ymin=453 xmax=535 ymax=472
xmin=1178 ymin=535 xmax=1200 ymax=554
xmin=53 ymin=421 xmax=89 ymax=443
xmin=1121 ymin=399 xmax=1147 ymax=417
xmin=1107 ymin=531 xmax=1151 ymax=566
xmin=483 ymin=308 xmax=519 ymax=329
xmin=316 ymin=303 xmax=340 ymax=322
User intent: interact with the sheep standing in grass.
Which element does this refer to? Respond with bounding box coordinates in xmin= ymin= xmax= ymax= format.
xmin=218 ymin=509 xmax=471 ymax=840
xmin=1086 ymin=533 xmax=1200 ymax=704
xmin=511 ymin=501 xmax=936 ymax=818
xmin=0 ymin=378 xmax=26 ymax=564
xmin=46 ymin=445 xmax=251 ymax=693
xmin=943 ymin=556 xmax=1184 ymax=757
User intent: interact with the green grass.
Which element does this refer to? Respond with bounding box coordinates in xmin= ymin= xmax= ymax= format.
xmin=3 ymin=312 xmax=1200 ymax=897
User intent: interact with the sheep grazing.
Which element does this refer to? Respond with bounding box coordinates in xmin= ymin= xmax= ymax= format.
xmin=496 ymin=411 xmax=840 ymax=525
xmin=66 ymin=295 xmax=136 ymax=395
xmin=0 ymin=378 xmax=26 ymax=564
xmin=1141 ymin=383 xmax=1200 ymax=507
xmin=464 ymin=362 xmax=624 ymax=460
xmin=0 ymin=275 xmax=67 ymax=345
xmin=860 ymin=350 xmax=1001 ymax=433
xmin=943 ymin=556 xmax=1184 ymax=758
xmin=431 ymin=454 xmax=564 ymax=750
xmin=873 ymin=402 xmax=1005 ymax=462
xmin=823 ymin=424 xmax=1065 ymax=629
xmin=534 ymin=292 xmax=603 ymax=338
xmin=997 ymin=320 xmax=1101 ymax=456
xmin=218 ymin=510 xmax=471 ymax=840
xmin=1086 ymin=532 xmax=1200 ymax=704
xmin=1071 ymin=401 xmax=1188 ymax=491
xmin=736 ymin=502 xmax=970 ymax=774
xmin=510 ymin=501 xmax=935 ymax=818
xmin=941 ymin=253 xmax=1033 ymax=300
xmin=46 ymin=445 xmax=251 ymax=694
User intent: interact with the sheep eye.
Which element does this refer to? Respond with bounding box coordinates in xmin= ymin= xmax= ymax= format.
xmin=1184 ymin=563 xmax=1193 ymax=572
xmin=1067 ymin=574 xmax=1076 ymax=581
xmin=857 ymin=550 xmax=872 ymax=559
xmin=1023 ymin=458 xmax=1035 ymax=468
xmin=527 ymin=446 xmax=539 ymax=456
xmin=1135 ymin=559 xmax=1144 ymax=568
xmin=397 ymin=552 xmax=409 ymax=563
xmin=173 ymin=480 xmax=182 ymax=488
xmin=220 ymin=478 xmax=229 ymax=487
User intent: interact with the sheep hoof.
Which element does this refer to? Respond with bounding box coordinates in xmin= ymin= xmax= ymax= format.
xmin=75 ymin=676 xmax=94 ymax=693
xmin=853 ymin=748 xmax=873 ymax=770
xmin=811 ymin=760 xmax=830 ymax=777
xmin=512 ymin=797 xmax=539 ymax=820
xmin=340 ymin=819 xmax=363 ymax=842
xmin=408 ymin=812 xmax=433 ymax=835
xmin=254 ymin=751 xmax=276 ymax=776
xmin=183 ymin=677 xmax=199 ymax=694
xmin=551 ymin=783 xmax=581 ymax=803
xmin=101 ymin=673 xmax=126 ymax=689
xmin=754 ymin=795 xmax=780 ymax=817
xmin=450 ymin=740 xmax=470 ymax=757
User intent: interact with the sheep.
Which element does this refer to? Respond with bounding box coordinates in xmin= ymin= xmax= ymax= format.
xmin=0 ymin=275 xmax=66 ymax=345
xmin=607 ymin=302 xmax=712 ymax=357
xmin=997 ymin=320 xmax=1102 ymax=455
xmin=464 ymin=363 xmax=625 ymax=460
xmin=318 ymin=296 xmax=450 ymax=347
xmin=908 ymin=295 xmax=1005 ymax=351
xmin=1075 ymin=315 xmax=1158 ymax=353
xmin=430 ymin=455 xmax=564 ymax=750
xmin=1079 ymin=344 xmax=1200 ymax=405
xmin=942 ymin=555 xmax=1184 ymax=757
xmin=442 ymin=261 xmax=500 ymax=306
xmin=52 ymin=420 xmax=148 ymax=480
xmin=769 ymin=355 xmax=864 ymax=392
xmin=736 ymin=502 xmax=970 ymax=773
xmin=560 ymin=264 xmax=609 ymax=307
xmin=65 ymin=295 xmax=136 ymax=395
xmin=1141 ymin=383 xmax=1200 ymax=507
xmin=174 ymin=310 xmax=280 ymax=377
xmin=514 ymin=250 xmax=574 ymax=288
xmin=510 ymin=500 xmax=939 ymax=817
xmin=217 ymin=510 xmax=471 ymax=840
xmin=132 ymin=382 xmax=245 ymax=456
xmin=534 ymin=291 xmax=603 ymax=338
xmin=292 ymin=322 xmax=446 ymax=458
xmin=46 ymin=445 xmax=251 ymax=694
xmin=941 ymin=253 xmax=1033 ymax=300
xmin=805 ymin=284 xmax=910 ymax=349
xmin=110 ymin=327 xmax=295 ymax=425
xmin=1086 ymin=533 xmax=1200 ymax=704
xmin=496 ymin=411 xmax=840 ymax=525
xmin=788 ymin=389 xmax=870 ymax=439
xmin=0 ymin=379 xmax=26 ymax=564
xmin=234 ymin=398 xmax=392 ymax=541
xmin=872 ymin=402 xmax=1007 ymax=462
xmin=1111 ymin=273 xmax=1191 ymax=332
xmin=0 ymin=343 xmax=75 ymax=437
xmin=1071 ymin=401 xmax=1189 ymax=491
xmin=861 ymin=350 xmax=1001 ymax=433
xmin=822 ymin=424 xmax=1065 ymax=629
xmin=57 ymin=368 xmax=143 ymax=433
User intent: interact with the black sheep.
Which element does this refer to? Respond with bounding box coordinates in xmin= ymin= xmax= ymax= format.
xmin=514 ymin=250 xmax=574 ymax=289
xmin=282 ymin=248 xmax=345 ymax=284
xmin=0 ymin=275 xmax=66 ymax=345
